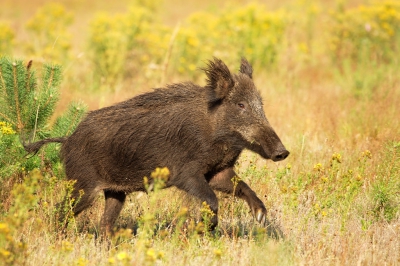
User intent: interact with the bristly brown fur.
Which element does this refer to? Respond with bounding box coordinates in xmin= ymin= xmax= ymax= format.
xmin=202 ymin=57 xmax=235 ymax=103
xmin=24 ymin=137 xmax=66 ymax=155
xmin=24 ymin=57 xmax=289 ymax=233
xmin=239 ymin=57 xmax=253 ymax=79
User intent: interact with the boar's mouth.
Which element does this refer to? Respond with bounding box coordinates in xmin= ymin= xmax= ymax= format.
xmin=236 ymin=124 xmax=289 ymax=162
xmin=246 ymin=129 xmax=289 ymax=162
xmin=249 ymin=141 xmax=289 ymax=162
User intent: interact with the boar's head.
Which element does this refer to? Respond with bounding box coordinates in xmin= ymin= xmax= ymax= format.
xmin=204 ymin=57 xmax=289 ymax=162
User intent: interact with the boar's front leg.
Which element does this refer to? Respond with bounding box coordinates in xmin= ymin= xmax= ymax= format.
xmin=171 ymin=166 xmax=219 ymax=230
xmin=208 ymin=168 xmax=268 ymax=226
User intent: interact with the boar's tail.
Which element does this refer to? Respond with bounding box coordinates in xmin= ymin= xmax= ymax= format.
xmin=23 ymin=137 xmax=67 ymax=155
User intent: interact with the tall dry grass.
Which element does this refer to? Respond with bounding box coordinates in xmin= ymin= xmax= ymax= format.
xmin=0 ymin=0 xmax=399 ymax=265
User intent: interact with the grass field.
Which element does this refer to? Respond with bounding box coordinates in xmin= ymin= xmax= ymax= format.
xmin=0 ymin=0 xmax=399 ymax=265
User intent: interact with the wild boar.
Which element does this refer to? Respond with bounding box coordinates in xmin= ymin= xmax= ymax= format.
xmin=25 ymin=57 xmax=289 ymax=233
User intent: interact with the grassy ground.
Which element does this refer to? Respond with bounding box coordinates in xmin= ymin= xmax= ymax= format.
xmin=1 ymin=0 xmax=399 ymax=265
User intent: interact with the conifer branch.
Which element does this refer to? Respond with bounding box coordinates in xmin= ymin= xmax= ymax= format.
xmin=25 ymin=60 xmax=33 ymax=95
xmin=41 ymin=95 xmax=53 ymax=113
xmin=46 ymin=66 xmax=55 ymax=90
xmin=64 ymin=107 xmax=80 ymax=136
xmin=0 ymin=111 xmax=13 ymax=124
xmin=12 ymin=62 xmax=23 ymax=131
xmin=0 ymin=63 xmax=7 ymax=99
xmin=32 ymin=103 xmax=40 ymax=142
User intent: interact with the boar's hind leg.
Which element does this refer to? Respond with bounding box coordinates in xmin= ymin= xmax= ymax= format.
xmin=57 ymin=181 xmax=99 ymax=228
xmin=70 ymin=183 xmax=99 ymax=216
xmin=208 ymin=168 xmax=268 ymax=226
xmin=100 ymin=190 xmax=126 ymax=235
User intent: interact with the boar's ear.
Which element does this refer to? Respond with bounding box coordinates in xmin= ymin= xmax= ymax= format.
xmin=203 ymin=57 xmax=234 ymax=102
xmin=239 ymin=57 xmax=253 ymax=79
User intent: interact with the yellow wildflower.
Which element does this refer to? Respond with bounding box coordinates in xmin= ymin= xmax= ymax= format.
xmin=146 ymin=248 xmax=157 ymax=262
xmin=0 ymin=248 xmax=11 ymax=258
xmin=0 ymin=223 xmax=10 ymax=234
xmin=313 ymin=163 xmax=323 ymax=171
xmin=213 ymin=249 xmax=222 ymax=258
xmin=116 ymin=251 xmax=131 ymax=261
xmin=332 ymin=153 xmax=342 ymax=163
xmin=0 ymin=122 xmax=15 ymax=135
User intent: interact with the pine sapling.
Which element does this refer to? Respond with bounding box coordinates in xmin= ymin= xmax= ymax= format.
xmin=0 ymin=57 xmax=87 ymax=178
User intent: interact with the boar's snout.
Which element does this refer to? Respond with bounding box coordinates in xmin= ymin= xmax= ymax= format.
xmin=256 ymin=124 xmax=290 ymax=162
xmin=271 ymin=149 xmax=290 ymax=162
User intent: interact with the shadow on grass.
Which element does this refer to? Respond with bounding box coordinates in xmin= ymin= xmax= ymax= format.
xmin=75 ymin=214 xmax=285 ymax=242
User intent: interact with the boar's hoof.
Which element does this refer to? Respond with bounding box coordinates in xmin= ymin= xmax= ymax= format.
xmin=255 ymin=209 xmax=285 ymax=239
xmin=255 ymin=208 xmax=267 ymax=226
xmin=210 ymin=215 xmax=218 ymax=231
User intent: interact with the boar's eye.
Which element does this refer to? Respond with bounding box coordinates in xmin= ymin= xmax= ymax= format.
xmin=238 ymin=103 xmax=246 ymax=109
